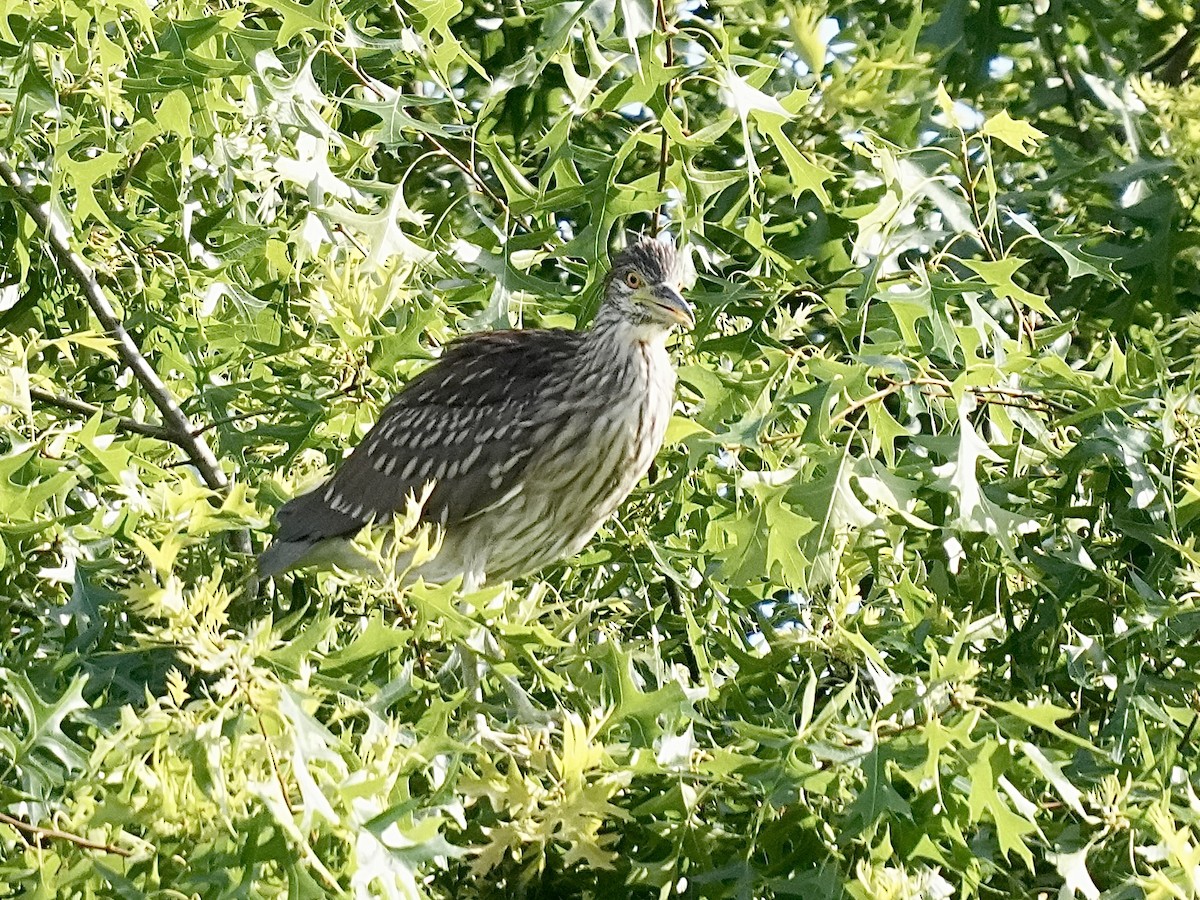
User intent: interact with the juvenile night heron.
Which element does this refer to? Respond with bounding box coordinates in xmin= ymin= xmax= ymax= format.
xmin=259 ymin=237 xmax=694 ymax=588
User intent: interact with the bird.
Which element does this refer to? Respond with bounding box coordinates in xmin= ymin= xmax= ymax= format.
xmin=259 ymin=237 xmax=694 ymax=590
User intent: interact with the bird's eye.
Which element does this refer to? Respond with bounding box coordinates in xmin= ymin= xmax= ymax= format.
xmin=625 ymin=271 xmax=643 ymax=289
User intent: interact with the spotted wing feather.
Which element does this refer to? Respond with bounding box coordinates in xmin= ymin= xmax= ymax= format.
xmin=266 ymin=329 xmax=585 ymax=560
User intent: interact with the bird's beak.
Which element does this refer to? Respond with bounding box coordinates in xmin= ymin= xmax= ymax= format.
xmin=649 ymin=285 xmax=695 ymax=330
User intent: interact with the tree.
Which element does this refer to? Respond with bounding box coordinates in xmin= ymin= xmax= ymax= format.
xmin=1 ymin=0 xmax=1199 ymax=896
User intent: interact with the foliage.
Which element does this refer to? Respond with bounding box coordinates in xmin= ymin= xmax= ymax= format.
xmin=2 ymin=0 xmax=1200 ymax=896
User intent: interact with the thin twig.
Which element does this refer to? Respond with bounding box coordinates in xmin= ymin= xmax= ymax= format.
xmin=324 ymin=44 xmax=524 ymax=230
xmin=255 ymin=712 xmax=294 ymax=814
xmin=191 ymin=409 xmax=265 ymax=437
xmin=970 ymin=384 xmax=1073 ymax=413
xmin=0 ymin=809 xmax=131 ymax=857
xmin=651 ymin=0 xmax=677 ymax=237
xmin=1042 ymin=27 xmax=1098 ymax=152
xmin=331 ymin=222 xmax=371 ymax=259
xmin=32 ymin=387 xmax=290 ymax=442
xmin=663 ymin=576 xmax=701 ymax=682
xmin=1143 ymin=25 xmax=1198 ymax=86
xmin=759 ymin=376 xmax=1074 ymax=445
xmin=1180 ymin=709 xmax=1198 ymax=752
xmin=903 ymin=377 xmax=1072 ymax=412
xmin=28 ymin=386 xmax=175 ymax=441
xmin=245 ymin=698 xmax=341 ymax=892
xmin=195 ymin=380 xmax=364 ymax=437
xmin=829 ymin=383 xmax=901 ymax=427
xmin=758 ymin=384 xmax=902 ymax=445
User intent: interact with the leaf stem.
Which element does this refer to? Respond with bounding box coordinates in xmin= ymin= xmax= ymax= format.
xmin=651 ymin=0 xmax=677 ymax=237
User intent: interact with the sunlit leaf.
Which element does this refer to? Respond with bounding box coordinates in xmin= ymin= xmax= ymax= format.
xmin=982 ymin=110 xmax=1047 ymax=155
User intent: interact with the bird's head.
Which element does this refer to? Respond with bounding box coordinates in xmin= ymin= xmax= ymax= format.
xmin=598 ymin=237 xmax=695 ymax=334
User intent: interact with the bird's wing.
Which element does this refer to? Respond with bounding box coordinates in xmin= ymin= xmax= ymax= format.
xmin=268 ymin=329 xmax=585 ymax=551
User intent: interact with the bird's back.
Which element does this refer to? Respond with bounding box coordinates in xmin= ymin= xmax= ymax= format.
xmin=259 ymin=327 xmax=588 ymax=578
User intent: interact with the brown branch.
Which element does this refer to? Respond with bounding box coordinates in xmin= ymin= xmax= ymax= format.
xmin=255 ymin=711 xmax=294 ymax=815
xmin=829 ymin=384 xmax=901 ymax=427
xmin=0 ymin=809 xmax=131 ymax=857
xmin=902 ymin=377 xmax=1071 ymax=413
xmin=759 ymin=384 xmax=901 ymax=445
xmin=1039 ymin=25 xmax=1100 ymax=154
xmin=0 ymin=155 xmax=228 ymax=494
xmin=970 ymin=384 xmax=1073 ymax=413
xmin=331 ymin=222 xmax=370 ymax=259
xmin=0 ymin=154 xmax=252 ymax=558
xmin=30 ymin=386 xmax=298 ymax=446
xmin=29 ymin=386 xmax=175 ymax=441
xmin=192 ymin=407 xmax=269 ymax=436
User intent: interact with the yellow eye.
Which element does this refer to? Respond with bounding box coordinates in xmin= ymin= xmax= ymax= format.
xmin=625 ymin=271 xmax=643 ymax=289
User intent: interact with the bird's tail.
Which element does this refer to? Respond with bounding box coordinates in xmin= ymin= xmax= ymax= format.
xmin=257 ymin=539 xmax=317 ymax=579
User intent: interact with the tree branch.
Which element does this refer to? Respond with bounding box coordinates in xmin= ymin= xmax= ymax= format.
xmin=1143 ymin=25 xmax=1198 ymax=86
xmin=0 ymin=809 xmax=131 ymax=857
xmin=29 ymin=386 xmax=176 ymax=441
xmin=0 ymin=155 xmax=228 ymax=492
xmin=0 ymin=154 xmax=253 ymax=559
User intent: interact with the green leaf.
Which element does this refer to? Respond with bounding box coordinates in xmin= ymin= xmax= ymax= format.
xmin=0 ymin=670 xmax=90 ymax=795
xmin=959 ymin=256 xmax=1053 ymax=315
xmin=598 ymin=642 xmax=691 ymax=746
xmin=663 ymin=414 xmax=710 ymax=445
xmin=761 ymin=121 xmax=833 ymax=204
xmin=842 ymin=745 xmax=913 ymax=836
xmin=989 ymin=700 xmax=1098 ymax=751
xmin=982 ymin=110 xmax=1046 ymax=155
xmin=56 ymin=147 xmax=123 ymax=225
xmin=1006 ymin=211 xmax=1121 ymax=284
xmin=343 ymin=95 xmax=467 ymax=144
xmin=274 ymin=0 xmax=333 ymax=44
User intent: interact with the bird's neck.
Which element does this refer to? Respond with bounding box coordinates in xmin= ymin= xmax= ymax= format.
xmin=589 ymin=310 xmax=672 ymax=353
